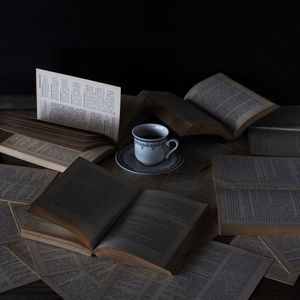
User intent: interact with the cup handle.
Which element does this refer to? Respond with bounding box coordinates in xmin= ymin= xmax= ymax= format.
xmin=165 ymin=138 xmax=179 ymax=159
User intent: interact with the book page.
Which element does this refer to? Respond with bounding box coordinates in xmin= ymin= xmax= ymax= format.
xmin=36 ymin=69 xmax=121 ymax=142
xmin=10 ymin=204 xmax=35 ymax=231
xmin=94 ymin=264 xmax=169 ymax=299
xmin=217 ymin=187 xmax=300 ymax=232
xmin=96 ymin=241 xmax=272 ymax=300
xmin=157 ymin=241 xmax=272 ymax=300
xmin=259 ymin=235 xmax=300 ymax=273
xmin=184 ymin=73 xmax=278 ymax=136
xmin=6 ymin=240 xmax=37 ymax=273
xmin=31 ymin=158 xmax=139 ymax=250
xmin=138 ymin=91 xmax=231 ymax=139
xmin=213 ymin=155 xmax=300 ymax=234
xmin=0 ymin=134 xmax=113 ymax=172
xmin=118 ymin=94 xmax=145 ymax=144
xmin=97 ymin=190 xmax=207 ymax=267
xmin=43 ymin=260 xmax=115 ymax=300
xmin=213 ymin=155 xmax=300 ymax=187
xmin=231 ymin=236 xmax=299 ymax=285
xmin=0 ymin=202 xmax=21 ymax=245
xmin=0 ymin=245 xmax=38 ymax=293
xmin=26 ymin=240 xmax=102 ymax=277
xmin=248 ymin=127 xmax=300 ymax=157
xmin=0 ymin=163 xmax=57 ymax=204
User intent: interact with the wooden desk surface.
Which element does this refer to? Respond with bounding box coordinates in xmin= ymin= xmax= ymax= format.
xmin=0 ymin=96 xmax=299 ymax=299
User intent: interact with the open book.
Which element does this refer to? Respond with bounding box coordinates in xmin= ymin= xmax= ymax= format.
xmin=0 ymin=70 xmax=144 ymax=172
xmin=138 ymin=73 xmax=278 ymax=140
xmin=212 ymin=155 xmax=300 ymax=235
xmin=21 ymin=158 xmax=207 ymax=274
xmin=248 ymin=105 xmax=300 ymax=157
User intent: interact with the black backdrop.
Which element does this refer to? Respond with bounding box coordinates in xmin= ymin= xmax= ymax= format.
xmin=1 ymin=1 xmax=300 ymax=104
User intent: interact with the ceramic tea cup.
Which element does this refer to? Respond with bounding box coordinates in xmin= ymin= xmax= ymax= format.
xmin=132 ymin=123 xmax=179 ymax=166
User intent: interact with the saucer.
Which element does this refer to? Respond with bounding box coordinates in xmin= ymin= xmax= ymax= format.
xmin=115 ymin=144 xmax=184 ymax=175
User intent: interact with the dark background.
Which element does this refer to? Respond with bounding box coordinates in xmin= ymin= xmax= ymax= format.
xmin=1 ymin=1 xmax=300 ymax=104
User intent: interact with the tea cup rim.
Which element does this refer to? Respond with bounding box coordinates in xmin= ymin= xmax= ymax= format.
xmin=132 ymin=123 xmax=169 ymax=142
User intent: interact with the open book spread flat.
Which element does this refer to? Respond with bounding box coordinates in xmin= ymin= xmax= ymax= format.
xmin=94 ymin=241 xmax=272 ymax=300
xmin=21 ymin=158 xmax=208 ymax=274
xmin=138 ymin=73 xmax=279 ymax=140
xmin=213 ymin=155 xmax=300 ymax=235
xmin=0 ymin=245 xmax=39 ymax=293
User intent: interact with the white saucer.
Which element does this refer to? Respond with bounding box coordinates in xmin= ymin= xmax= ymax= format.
xmin=115 ymin=144 xmax=184 ymax=175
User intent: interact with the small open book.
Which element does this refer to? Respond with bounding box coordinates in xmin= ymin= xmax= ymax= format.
xmin=213 ymin=155 xmax=300 ymax=235
xmin=21 ymin=158 xmax=207 ymax=274
xmin=139 ymin=73 xmax=279 ymax=140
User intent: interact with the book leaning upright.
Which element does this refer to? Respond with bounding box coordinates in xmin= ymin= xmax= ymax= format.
xmin=21 ymin=158 xmax=207 ymax=275
xmin=138 ymin=73 xmax=279 ymax=141
xmin=212 ymin=155 xmax=300 ymax=235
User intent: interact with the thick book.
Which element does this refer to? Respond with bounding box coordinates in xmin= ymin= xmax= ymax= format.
xmin=0 ymin=94 xmax=144 ymax=172
xmin=21 ymin=158 xmax=207 ymax=275
xmin=248 ymin=105 xmax=300 ymax=157
xmin=212 ymin=155 xmax=300 ymax=235
xmin=138 ymin=73 xmax=279 ymax=141
xmin=248 ymin=126 xmax=300 ymax=157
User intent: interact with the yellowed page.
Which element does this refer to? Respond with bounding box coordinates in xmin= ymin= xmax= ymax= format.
xmin=36 ymin=69 xmax=121 ymax=142
xmin=0 ymin=134 xmax=112 ymax=172
xmin=31 ymin=158 xmax=138 ymax=250
xmin=0 ymin=202 xmax=20 ymax=245
xmin=0 ymin=163 xmax=57 ymax=205
xmin=96 ymin=190 xmax=207 ymax=267
xmin=185 ymin=73 xmax=278 ymax=136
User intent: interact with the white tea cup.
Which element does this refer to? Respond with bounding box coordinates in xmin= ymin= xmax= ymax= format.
xmin=132 ymin=123 xmax=179 ymax=166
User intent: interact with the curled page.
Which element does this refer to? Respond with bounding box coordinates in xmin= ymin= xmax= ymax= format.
xmin=36 ymin=69 xmax=121 ymax=142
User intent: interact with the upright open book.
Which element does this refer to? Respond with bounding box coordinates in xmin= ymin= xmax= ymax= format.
xmin=0 ymin=69 xmax=145 ymax=172
xmin=21 ymin=158 xmax=207 ymax=274
xmin=139 ymin=73 xmax=279 ymax=140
